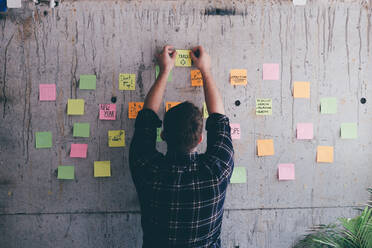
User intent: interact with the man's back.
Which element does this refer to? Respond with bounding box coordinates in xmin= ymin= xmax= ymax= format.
xmin=129 ymin=110 xmax=234 ymax=247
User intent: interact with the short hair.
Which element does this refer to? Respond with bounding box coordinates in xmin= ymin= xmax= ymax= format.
xmin=163 ymin=101 xmax=203 ymax=153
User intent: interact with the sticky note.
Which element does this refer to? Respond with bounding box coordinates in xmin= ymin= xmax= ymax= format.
xmin=79 ymin=75 xmax=96 ymax=90
xmin=256 ymin=99 xmax=272 ymax=115
xmin=166 ymin=102 xmax=181 ymax=112
xmin=278 ymin=164 xmax=295 ymax=180
xmin=230 ymin=123 xmax=241 ymax=139
xmin=293 ymin=81 xmax=310 ymax=98
xmin=99 ymin=104 xmax=116 ymax=120
xmin=128 ymin=102 xmax=144 ymax=119
xmin=119 ymin=73 xmax=136 ymax=90
xmin=175 ymin=50 xmax=192 ymax=67
xmin=257 ymin=139 xmax=274 ymax=156
xmin=341 ymin=123 xmax=357 ymax=139
xmin=94 ymin=161 xmax=111 ymax=177
xmin=191 ymin=69 xmax=203 ymax=86
xmin=57 ymin=166 xmax=75 ymax=180
xmin=67 ymin=99 xmax=84 ymax=115
xmin=157 ymin=128 xmax=163 ymax=142
xmin=35 ymin=132 xmax=52 ymax=148
xmin=203 ymin=102 xmax=209 ymax=119
xmin=230 ymin=167 xmax=247 ymax=183
xmin=320 ymin=98 xmax=337 ymax=114
xmin=39 ymin=84 xmax=56 ymax=101
xmin=263 ymin=63 xmax=280 ymax=80
xmin=7 ymin=0 xmax=22 ymax=8
xmin=70 ymin=144 xmax=88 ymax=158
xmin=155 ymin=65 xmax=172 ymax=82
xmin=230 ymin=69 xmax=247 ymax=85
xmin=108 ymin=130 xmax=125 ymax=147
xmin=293 ymin=0 xmax=307 ymax=6
xmin=297 ymin=123 xmax=313 ymax=140
xmin=317 ymin=146 xmax=334 ymax=163
xmin=73 ymin=123 xmax=90 ymax=138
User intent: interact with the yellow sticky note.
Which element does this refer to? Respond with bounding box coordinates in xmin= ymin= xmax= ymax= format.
xmin=119 ymin=73 xmax=136 ymax=90
xmin=128 ymin=102 xmax=144 ymax=119
xmin=257 ymin=139 xmax=275 ymax=156
xmin=94 ymin=161 xmax=111 ymax=177
xmin=230 ymin=69 xmax=247 ymax=85
xmin=108 ymin=130 xmax=125 ymax=147
xmin=317 ymin=146 xmax=334 ymax=163
xmin=203 ymin=102 xmax=209 ymax=119
xmin=175 ymin=50 xmax=192 ymax=67
xmin=67 ymin=99 xmax=85 ymax=115
xmin=166 ymin=102 xmax=181 ymax=112
xmin=293 ymin=81 xmax=310 ymax=98
xmin=191 ymin=70 xmax=203 ymax=86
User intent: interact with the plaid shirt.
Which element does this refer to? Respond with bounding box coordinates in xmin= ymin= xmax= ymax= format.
xmin=129 ymin=109 xmax=234 ymax=248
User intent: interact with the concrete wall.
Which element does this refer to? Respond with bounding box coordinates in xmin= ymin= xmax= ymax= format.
xmin=0 ymin=0 xmax=371 ymax=247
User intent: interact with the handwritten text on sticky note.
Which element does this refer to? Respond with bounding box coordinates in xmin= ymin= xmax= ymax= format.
xmin=191 ymin=70 xmax=203 ymax=86
xmin=175 ymin=50 xmax=192 ymax=67
xmin=230 ymin=69 xmax=247 ymax=85
xmin=39 ymin=84 xmax=56 ymax=101
xmin=256 ymin=99 xmax=272 ymax=115
xmin=99 ymin=104 xmax=116 ymax=120
xmin=230 ymin=123 xmax=241 ymax=139
xmin=128 ymin=102 xmax=144 ymax=119
xmin=257 ymin=139 xmax=275 ymax=156
xmin=108 ymin=130 xmax=125 ymax=147
xmin=119 ymin=73 xmax=136 ymax=90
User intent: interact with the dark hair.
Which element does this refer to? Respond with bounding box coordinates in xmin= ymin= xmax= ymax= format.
xmin=163 ymin=101 xmax=203 ymax=153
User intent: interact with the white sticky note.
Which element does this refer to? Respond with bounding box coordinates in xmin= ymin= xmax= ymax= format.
xmin=7 ymin=0 xmax=22 ymax=8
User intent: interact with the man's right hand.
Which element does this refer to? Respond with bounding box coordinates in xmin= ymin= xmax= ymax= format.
xmin=190 ymin=46 xmax=211 ymax=73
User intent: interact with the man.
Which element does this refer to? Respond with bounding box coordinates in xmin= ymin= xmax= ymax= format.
xmin=129 ymin=45 xmax=234 ymax=248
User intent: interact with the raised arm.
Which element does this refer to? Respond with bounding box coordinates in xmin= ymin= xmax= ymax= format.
xmin=144 ymin=45 xmax=177 ymax=113
xmin=190 ymin=46 xmax=224 ymax=115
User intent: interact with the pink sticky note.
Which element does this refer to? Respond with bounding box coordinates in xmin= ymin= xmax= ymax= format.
xmin=39 ymin=84 xmax=56 ymax=101
xmin=297 ymin=123 xmax=313 ymax=140
xmin=99 ymin=104 xmax=116 ymax=120
xmin=70 ymin=144 xmax=88 ymax=158
xmin=230 ymin=123 xmax=241 ymax=139
xmin=263 ymin=63 xmax=280 ymax=80
xmin=278 ymin=163 xmax=295 ymax=180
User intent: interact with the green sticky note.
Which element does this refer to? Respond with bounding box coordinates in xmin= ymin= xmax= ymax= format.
xmin=73 ymin=123 xmax=90 ymax=138
xmin=35 ymin=132 xmax=52 ymax=148
xmin=321 ymin=97 xmax=337 ymax=114
xmin=58 ymin=166 xmax=75 ymax=180
xmin=79 ymin=75 xmax=96 ymax=90
xmin=155 ymin=65 xmax=172 ymax=82
xmin=157 ymin=128 xmax=163 ymax=142
xmin=230 ymin=167 xmax=247 ymax=183
xmin=203 ymin=102 xmax=209 ymax=119
xmin=341 ymin=123 xmax=357 ymax=139
xmin=256 ymin=98 xmax=272 ymax=115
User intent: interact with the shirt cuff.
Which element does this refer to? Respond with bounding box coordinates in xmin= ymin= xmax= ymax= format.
xmin=135 ymin=108 xmax=162 ymax=128
xmin=206 ymin=113 xmax=230 ymax=131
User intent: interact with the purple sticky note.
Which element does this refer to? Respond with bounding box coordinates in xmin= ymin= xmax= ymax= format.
xmin=230 ymin=123 xmax=241 ymax=139
xmin=278 ymin=163 xmax=295 ymax=180
xmin=297 ymin=123 xmax=313 ymax=140
xmin=99 ymin=104 xmax=116 ymax=120
xmin=263 ymin=63 xmax=280 ymax=80
xmin=39 ymin=84 xmax=56 ymax=101
xmin=70 ymin=144 xmax=88 ymax=158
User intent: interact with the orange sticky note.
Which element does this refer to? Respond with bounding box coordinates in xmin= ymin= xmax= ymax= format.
xmin=257 ymin=139 xmax=275 ymax=156
xmin=230 ymin=69 xmax=247 ymax=85
xmin=166 ymin=102 xmax=181 ymax=112
xmin=128 ymin=102 xmax=144 ymax=119
xmin=317 ymin=146 xmax=334 ymax=163
xmin=191 ymin=70 xmax=203 ymax=86
xmin=293 ymin=81 xmax=310 ymax=98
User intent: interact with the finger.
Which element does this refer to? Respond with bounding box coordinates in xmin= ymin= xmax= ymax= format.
xmin=190 ymin=50 xmax=197 ymax=61
xmin=164 ymin=45 xmax=173 ymax=52
xmin=171 ymin=50 xmax=178 ymax=61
